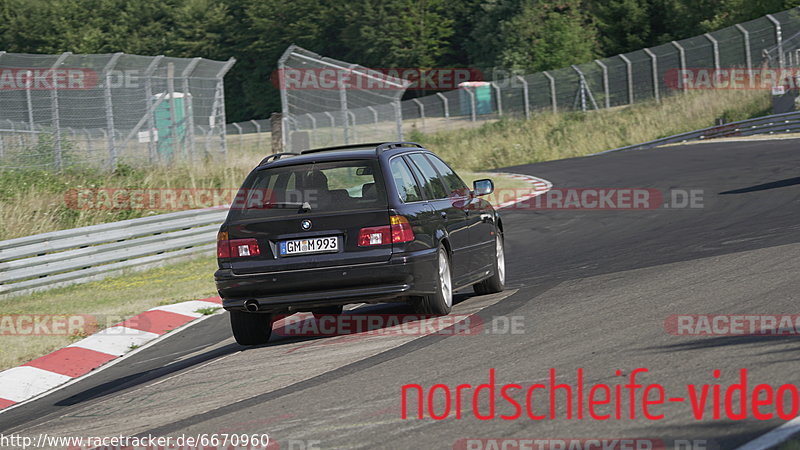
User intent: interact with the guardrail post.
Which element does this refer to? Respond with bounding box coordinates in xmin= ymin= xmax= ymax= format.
xmin=704 ymin=33 xmax=720 ymax=71
xmin=181 ymin=57 xmax=201 ymax=161
xmin=250 ymin=119 xmax=262 ymax=150
xmin=412 ymin=98 xmax=425 ymax=128
xmin=766 ymin=14 xmax=784 ymax=68
xmin=542 ymin=71 xmax=557 ymax=112
xmin=516 ymin=76 xmax=530 ymax=118
xmin=643 ymin=48 xmax=660 ymax=102
xmin=594 ymin=61 xmax=610 ymax=108
xmin=436 ymin=92 xmax=449 ymax=118
xmin=619 ymin=55 xmax=634 ymax=105
xmin=734 ymin=24 xmax=752 ymax=71
xmin=490 ymin=82 xmax=503 ymax=116
xmin=49 ymin=52 xmax=71 ymax=172
xmin=671 ymin=41 xmax=687 ymax=92
xmin=102 ymin=53 xmax=123 ymax=171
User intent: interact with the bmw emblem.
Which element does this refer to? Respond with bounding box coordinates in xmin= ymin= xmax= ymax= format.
xmin=301 ymin=219 xmax=312 ymax=230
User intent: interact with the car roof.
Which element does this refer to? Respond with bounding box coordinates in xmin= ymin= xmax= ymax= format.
xmin=255 ymin=142 xmax=428 ymax=169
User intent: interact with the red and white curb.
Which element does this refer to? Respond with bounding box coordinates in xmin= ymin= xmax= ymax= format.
xmin=0 ymin=296 xmax=222 ymax=411
xmin=491 ymin=172 xmax=553 ymax=209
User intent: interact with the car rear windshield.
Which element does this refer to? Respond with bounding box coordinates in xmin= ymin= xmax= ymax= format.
xmin=229 ymin=159 xmax=387 ymax=218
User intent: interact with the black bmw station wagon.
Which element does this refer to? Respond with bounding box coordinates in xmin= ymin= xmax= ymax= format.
xmin=215 ymin=142 xmax=505 ymax=345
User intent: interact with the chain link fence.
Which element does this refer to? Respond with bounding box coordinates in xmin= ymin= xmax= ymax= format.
xmin=0 ymin=52 xmax=235 ymax=171
xmin=245 ymin=7 xmax=799 ymax=148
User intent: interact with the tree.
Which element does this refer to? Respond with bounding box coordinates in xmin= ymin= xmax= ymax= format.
xmin=497 ymin=0 xmax=599 ymax=73
xmin=592 ymin=0 xmax=652 ymax=55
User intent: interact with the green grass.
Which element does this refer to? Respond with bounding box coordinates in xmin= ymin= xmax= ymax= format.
xmin=0 ymin=255 xmax=219 ymax=371
xmin=412 ymin=90 xmax=771 ymax=171
xmin=0 ymin=89 xmax=769 ymax=240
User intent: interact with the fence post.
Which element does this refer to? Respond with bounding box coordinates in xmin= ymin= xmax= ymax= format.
xmin=99 ymin=53 xmax=124 ymax=171
xmin=571 ymin=65 xmax=599 ymax=111
xmin=50 ymin=52 xmax=71 ymax=172
xmin=516 ymin=76 xmax=530 ymax=119
xmin=619 ymin=54 xmax=634 ymax=104
xmin=216 ymin=58 xmax=236 ymax=158
xmin=670 ymin=41 xmax=687 ymax=92
xmin=197 ymin=125 xmax=210 ymax=156
xmin=704 ymin=33 xmax=720 ymax=71
xmin=542 ymin=71 xmax=557 ymax=112
xmin=490 ymin=82 xmax=503 ymax=116
xmin=436 ymin=92 xmax=449 ymax=118
xmin=323 ymin=111 xmax=336 ymax=145
xmin=141 ymin=55 xmax=163 ymax=163
xmin=643 ymin=48 xmax=660 ymax=102
xmin=393 ymin=100 xmax=403 ymax=140
xmin=594 ymin=60 xmax=610 ymax=108
xmin=83 ymin=128 xmax=92 ymax=157
xmin=232 ymin=122 xmax=243 ymax=151
xmin=181 ymin=57 xmax=201 ymax=161
xmin=23 ymin=70 xmax=35 ymax=131
xmin=367 ymin=106 xmax=379 ymax=125
xmin=250 ymin=119 xmax=262 ymax=150
xmin=735 ymin=24 xmax=752 ymax=71
xmin=347 ymin=111 xmax=357 ymax=142
xmin=464 ymin=87 xmax=477 ymax=122
xmin=306 ymin=115 xmax=316 ymax=148
xmin=766 ymin=14 xmax=784 ymax=68
xmin=165 ymin=63 xmax=181 ymax=161
xmin=412 ymin=98 xmax=425 ymax=129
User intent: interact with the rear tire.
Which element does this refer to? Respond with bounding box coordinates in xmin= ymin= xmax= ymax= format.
xmin=312 ymin=305 xmax=344 ymax=319
xmin=413 ymin=248 xmax=453 ymax=315
xmin=229 ymin=311 xmax=273 ymax=345
xmin=473 ymin=232 xmax=505 ymax=295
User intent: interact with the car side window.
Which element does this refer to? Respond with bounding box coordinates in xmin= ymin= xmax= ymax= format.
xmin=425 ymin=154 xmax=469 ymax=197
xmin=404 ymin=155 xmax=433 ymax=199
xmin=389 ymin=157 xmax=423 ymax=202
xmin=407 ymin=153 xmax=448 ymax=199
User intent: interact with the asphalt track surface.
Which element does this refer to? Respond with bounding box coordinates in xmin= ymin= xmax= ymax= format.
xmin=1 ymin=138 xmax=799 ymax=449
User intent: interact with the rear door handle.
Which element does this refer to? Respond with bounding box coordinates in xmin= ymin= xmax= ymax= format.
xmin=440 ymin=211 xmax=447 ymax=219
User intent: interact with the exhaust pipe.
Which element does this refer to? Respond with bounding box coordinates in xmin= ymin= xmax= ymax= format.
xmin=244 ymin=300 xmax=260 ymax=312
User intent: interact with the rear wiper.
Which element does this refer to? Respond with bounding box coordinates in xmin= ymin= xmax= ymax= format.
xmin=251 ymin=202 xmax=303 ymax=209
xmin=298 ymin=201 xmax=312 ymax=213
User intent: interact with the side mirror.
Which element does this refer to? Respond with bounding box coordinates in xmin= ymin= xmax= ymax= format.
xmin=472 ymin=178 xmax=494 ymax=196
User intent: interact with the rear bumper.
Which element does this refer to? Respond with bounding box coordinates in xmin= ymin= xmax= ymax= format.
xmin=215 ymin=249 xmax=438 ymax=312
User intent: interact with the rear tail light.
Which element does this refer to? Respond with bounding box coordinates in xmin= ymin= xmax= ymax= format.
xmin=358 ymin=215 xmax=414 ymax=247
xmin=217 ymin=231 xmax=261 ymax=258
xmin=390 ymin=215 xmax=414 ymax=243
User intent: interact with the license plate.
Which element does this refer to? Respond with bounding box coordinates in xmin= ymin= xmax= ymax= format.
xmin=279 ymin=236 xmax=338 ymax=256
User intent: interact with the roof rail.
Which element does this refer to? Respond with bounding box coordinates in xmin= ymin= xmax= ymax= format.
xmin=375 ymin=142 xmax=424 ymax=153
xmin=258 ymin=152 xmax=300 ymax=165
xmin=301 ymin=142 xmax=385 ymax=154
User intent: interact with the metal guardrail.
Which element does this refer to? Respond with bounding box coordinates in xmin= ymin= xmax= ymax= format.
xmin=0 ymin=208 xmax=227 ymax=299
xmin=595 ymin=110 xmax=800 ymax=155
